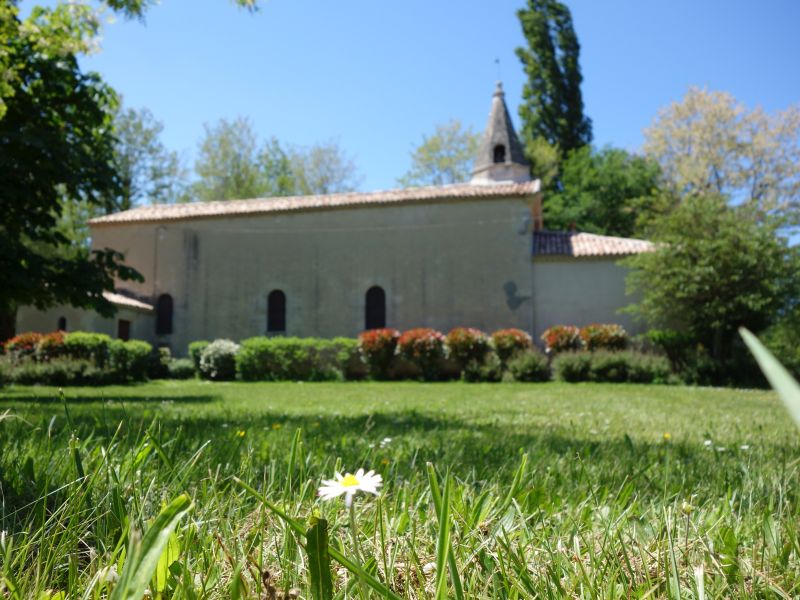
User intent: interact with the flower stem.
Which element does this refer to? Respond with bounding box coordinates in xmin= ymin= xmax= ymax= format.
xmin=349 ymin=500 xmax=368 ymax=600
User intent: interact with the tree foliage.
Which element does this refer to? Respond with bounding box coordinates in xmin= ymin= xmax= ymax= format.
xmin=397 ymin=119 xmax=480 ymax=187
xmin=643 ymin=87 xmax=800 ymax=224
xmin=112 ymin=105 xmax=186 ymax=210
xmin=625 ymin=196 xmax=798 ymax=360
xmin=544 ymin=146 xmax=663 ymax=237
xmin=516 ymin=0 xmax=592 ymax=159
xmin=191 ymin=117 xmax=361 ymax=201
xmin=0 ymin=2 xmax=142 ymax=338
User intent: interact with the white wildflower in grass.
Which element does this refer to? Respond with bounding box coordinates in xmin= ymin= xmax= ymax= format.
xmin=318 ymin=468 xmax=382 ymax=507
xmin=740 ymin=444 xmax=750 ymax=451
xmin=379 ymin=437 xmax=393 ymax=448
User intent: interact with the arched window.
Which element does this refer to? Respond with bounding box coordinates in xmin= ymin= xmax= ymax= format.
xmin=267 ymin=290 xmax=286 ymax=333
xmin=365 ymin=286 xmax=386 ymax=330
xmin=493 ymin=144 xmax=506 ymax=163
xmin=156 ymin=294 xmax=173 ymax=335
xmin=57 ymin=316 xmax=67 ymax=331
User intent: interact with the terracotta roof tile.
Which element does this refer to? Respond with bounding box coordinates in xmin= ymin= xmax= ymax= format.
xmin=89 ymin=181 xmax=541 ymax=226
xmin=533 ymin=230 xmax=654 ymax=258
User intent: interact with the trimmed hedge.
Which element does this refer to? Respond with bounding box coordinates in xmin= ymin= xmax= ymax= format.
xmin=554 ymin=351 xmax=672 ymax=384
xmin=63 ymin=332 xmax=112 ymax=367
xmin=109 ymin=340 xmax=152 ymax=382
xmin=188 ymin=341 xmax=210 ymax=372
xmin=507 ymin=349 xmax=550 ymax=382
xmin=168 ymin=358 xmax=196 ymax=380
xmin=236 ymin=337 xmax=349 ymax=381
xmin=462 ymin=353 xmax=503 ymax=383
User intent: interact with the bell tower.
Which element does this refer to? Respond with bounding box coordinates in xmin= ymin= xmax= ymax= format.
xmin=471 ymin=82 xmax=531 ymax=184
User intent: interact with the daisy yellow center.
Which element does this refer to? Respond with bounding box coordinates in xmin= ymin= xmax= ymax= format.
xmin=341 ymin=474 xmax=360 ymax=487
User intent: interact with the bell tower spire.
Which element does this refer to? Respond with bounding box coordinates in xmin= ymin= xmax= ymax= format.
xmin=471 ymin=82 xmax=531 ymax=184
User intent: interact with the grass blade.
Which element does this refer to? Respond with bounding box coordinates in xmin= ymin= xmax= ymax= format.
xmin=740 ymin=328 xmax=800 ymax=427
xmin=306 ymin=517 xmax=334 ymax=600
xmin=111 ymin=494 xmax=192 ymax=600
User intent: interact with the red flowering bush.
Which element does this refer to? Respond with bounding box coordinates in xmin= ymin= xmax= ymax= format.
xmin=358 ymin=328 xmax=400 ymax=380
xmin=36 ymin=331 xmax=66 ymax=361
xmin=5 ymin=332 xmax=44 ymax=360
xmin=541 ymin=325 xmax=584 ymax=354
xmin=579 ymin=323 xmax=628 ymax=351
xmin=445 ymin=327 xmax=490 ymax=367
xmin=490 ymin=328 xmax=533 ymax=362
xmin=397 ymin=328 xmax=446 ymax=381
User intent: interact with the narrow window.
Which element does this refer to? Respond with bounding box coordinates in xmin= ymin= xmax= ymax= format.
xmin=365 ymin=286 xmax=386 ymax=330
xmin=156 ymin=294 xmax=173 ymax=335
xmin=57 ymin=316 xmax=67 ymax=331
xmin=493 ymin=144 xmax=506 ymax=163
xmin=267 ymin=290 xmax=286 ymax=333
xmin=118 ymin=319 xmax=131 ymax=341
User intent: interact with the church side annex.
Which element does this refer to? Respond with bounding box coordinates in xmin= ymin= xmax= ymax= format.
xmin=16 ymin=84 xmax=653 ymax=353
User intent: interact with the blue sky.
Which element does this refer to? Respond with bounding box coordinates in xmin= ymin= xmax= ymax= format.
xmin=66 ymin=0 xmax=800 ymax=191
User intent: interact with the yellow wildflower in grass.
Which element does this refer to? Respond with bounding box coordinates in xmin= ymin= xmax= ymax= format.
xmin=236 ymin=430 xmax=246 ymax=438
xmin=318 ymin=468 xmax=382 ymax=507
xmin=272 ymin=423 xmax=282 ymax=430
xmin=663 ymin=432 xmax=671 ymax=441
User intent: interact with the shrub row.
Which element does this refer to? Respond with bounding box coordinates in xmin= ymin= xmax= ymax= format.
xmin=552 ymin=351 xmax=671 ymax=384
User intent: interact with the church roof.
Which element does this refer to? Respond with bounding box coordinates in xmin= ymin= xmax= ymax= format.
xmin=472 ymin=82 xmax=530 ymax=178
xmin=533 ymin=230 xmax=654 ymax=258
xmin=88 ymin=181 xmax=541 ymax=226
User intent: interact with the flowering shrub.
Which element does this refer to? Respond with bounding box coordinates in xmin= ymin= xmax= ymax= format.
xmin=358 ymin=328 xmax=400 ymax=380
xmin=5 ymin=332 xmax=45 ymax=360
xmin=491 ymin=328 xmax=533 ymax=363
xmin=199 ymin=339 xmax=240 ymax=381
xmin=445 ymin=328 xmax=490 ymax=367
xmin=540 ymin=325 xmax=584 ymax=354
xmin=579 ymin=323 xmax=628 ymax=351
xmin=36 ymin=331 xmax=66 ymax=361
xmin=397 ymin=328 xmax=446 ymax=381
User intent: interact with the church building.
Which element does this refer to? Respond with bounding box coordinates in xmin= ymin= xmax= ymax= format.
xmin=16 ymin=83 xmax=653 ymax=353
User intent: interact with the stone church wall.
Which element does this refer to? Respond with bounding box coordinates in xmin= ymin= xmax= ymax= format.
xmin=88 ymin=196 xmax=536 ymax=355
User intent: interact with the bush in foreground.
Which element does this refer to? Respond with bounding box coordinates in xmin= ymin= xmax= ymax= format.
xmin=553 ymin=352 xmax=592 ymax=382
xmin=237 ymin=337 xmax=345 ymax=381
xmin=168 ymin=358 xmax=196 ymax=380
xmin=358 ymin=329 xmax=400 ymax=380
xmin=580 ymin=323 xmax=628 ymax=351
xmin=491 ymin=328 xmax=533 ymax=363
xmin=109 ymin=339 xmax=152 ymax=382
xmin=445 ymin=327 xmax=490 ymax=368
xmin=63 ymin=332 xmax=112 ymax=368
xmin=507 ymin=349 xmax=550 ymax=382
xmin=199 ymin=339 xmax=240 ymax=381
xmin=541 ymin=325 xmax=584 ymax=354
xmin=397 ymin=328 xmax=446 ymax=381
xmin=462 ymin=353 xmax=503 ymax=383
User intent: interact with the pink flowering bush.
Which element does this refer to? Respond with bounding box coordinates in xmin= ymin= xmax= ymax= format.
xmin=397 ymin=328 xmax=446 ymax=381
xmin=490 ymin=328 xmax=533 ymax=363
xmin=358 ymin=328 xmax=401 ymax=380
xmin=4 ymin=332 xmax=44 ymax=360
xmin=541 ymin=325 xmax=584 ymax=354
xmin=445 ymin=327 xmax=490 ymax=367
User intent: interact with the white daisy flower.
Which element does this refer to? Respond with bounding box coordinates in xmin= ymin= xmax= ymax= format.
xmin=318 ymin=468 xmax=382 ymax=507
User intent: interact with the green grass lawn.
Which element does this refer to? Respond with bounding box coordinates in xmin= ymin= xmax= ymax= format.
xmin=1 ymin=381 xmax=798 ymax=598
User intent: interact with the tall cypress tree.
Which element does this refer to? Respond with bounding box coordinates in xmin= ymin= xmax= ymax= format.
xmin=516 ymin=0 xmax=592 ymax=157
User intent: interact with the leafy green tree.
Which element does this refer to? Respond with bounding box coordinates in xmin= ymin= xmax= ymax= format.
xmin=0 ymin=2 xmax=141 ymax=339
xmin=191 ymin=117 xmax=269 ymax=201
xmin=625 ymin=196 xmax=799 ymax=361
xmin=397 ymin=120 xmax=480 ymax=187
xmin=113 ymin=105 xmax=186 ymax=210
xmin=289 ymin=139 xmax=362 ymax=195
xmin=190 ymin=118 xmax=361 ymax=200
xmin=643 ymin=87 xmax=800 ymax=224
xmin=516 ymin=0 xmax=592 ymax=159
xmin=544 ymin=146 xmax=663 ymax=237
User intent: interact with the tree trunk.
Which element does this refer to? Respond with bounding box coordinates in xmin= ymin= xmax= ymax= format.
xmin=0 ymin=307 xmax=16 ymax=342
